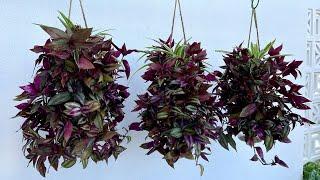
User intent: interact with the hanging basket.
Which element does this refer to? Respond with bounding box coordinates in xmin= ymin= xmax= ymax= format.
xmin=15 ymin=13 xmax=133 ymax=177
xmin=214 ymin=0 xmax=313 ymax=168
xmin=128 ymin=1 xmax=223 ymax=175
xmin=130 ymin=36 xmax=221 ymax=171
xmin=215 ymin=41 xmax=313 ymax=167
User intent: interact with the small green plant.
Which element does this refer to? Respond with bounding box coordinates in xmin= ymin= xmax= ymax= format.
xmin=304 ymin=161 xmax=320 ymax=180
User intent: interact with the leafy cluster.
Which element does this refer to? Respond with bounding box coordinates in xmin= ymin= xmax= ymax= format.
xmin=304 ymin=161 xmax=320 ymax=180
xmin=15 ymin=13 xmax=133 ymax=177
xmin=130 ymin=36 xmax=221 ymax=173
xmin=215 ymin=42 xmax=313 ymax=167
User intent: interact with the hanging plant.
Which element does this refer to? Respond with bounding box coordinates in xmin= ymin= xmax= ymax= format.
xmin=14 ymin=13 xmax=133 ymax=177
xmin=129 ymin=36 xmax=221 ymax=173
xmin=214 ymin=0 xmax=313 ymax=167
xmin=129 ymin=1 xmax=222 ymax=174
xmin=215 ymin=41 xmax=314 ymax=167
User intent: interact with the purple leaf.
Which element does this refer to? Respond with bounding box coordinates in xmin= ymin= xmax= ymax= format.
xmin=184 ymin=135 xmax=194 ymax=148
xmin=129 ymin=122 xmax=142 ymax=131
xmin=275 ymin=156 xmax=289 ymax=168
xmin=15 ymin=103 xmax=29 ymax=110
xmin=77 ymin=57 xmax=95 ymax=70
xmin=187 ymin=42 xmax=202 ymax=55
xmin=268 ymin=45 xmax=283 ymax=56
xmin=205 ymin=73 xmax=216 ymax=81
xmin=302 ymin=117 xmax=315 ymax=124
xmin=289 ymin=60 xmax=303 ymax=69
xmin=280 ymin=137 xmax=292 ymax=143
xmin=122 ymin=60 xmax=130 ymax=79
xmin=70 ymin=28 xmax=92 ymax=42
xmin=64 ymin=121 xmax=73 ymax=143
xmin=120 ymin=44 xmax=134 ymax=56
xmin=240 ymin=103 xmax=257 ymax=117
xmin=255 ymin=147 xmax=264 ymax=159
xmin=38 ymin=24 xmax=69 ymax=39
xmin=113 ymin=51 xmax=122 ymax=58
xmin=30 ymin=45 xmax=45 ymax=53
xmin=140 ymin=141 xmax=154 ymax=149
xmin=20 ymin=84 xmax=38 ymax=96
xmin=33 ymin=75 xmax=42 ymax=90
xmin=250 ymin=154 xmax=259 ymax=161
xmin=63 ymin=108 xmax=82 ymax=117
xmin=48 ymin=51 xmax=70 ymax=60
xmin=200 ymin=153 xmax=209 ymax=162
xmin=292 ymin=95 xmax=311 ymax=104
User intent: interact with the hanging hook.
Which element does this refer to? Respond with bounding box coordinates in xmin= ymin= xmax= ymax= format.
xmin=251 ymin=0 xmax=260 ymax=10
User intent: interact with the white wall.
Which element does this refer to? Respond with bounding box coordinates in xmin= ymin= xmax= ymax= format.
xmin=0 ymin=0 xmax=319 ymax=179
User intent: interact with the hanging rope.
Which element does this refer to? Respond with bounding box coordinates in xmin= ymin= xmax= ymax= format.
xmin=79 ymin=0 xmax=88 ymax=28
xmin=68 ymin=0 xmax=73 ymax=18
xmin=170 ymin=0 xmax=187 ymax=44
xmin=67 ymin=0 xmax=88 ymax=28
xmin=177 ymin=0 xmax=187 ymax=43
xmin=170 ymin=0 xmax=178 ymax=36
xmin=247 ymin=0 xmax=260 ymax=49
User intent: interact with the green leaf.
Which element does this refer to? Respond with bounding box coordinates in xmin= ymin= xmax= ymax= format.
xmin=185 ymin=105 xmax=197 ymax=112
xmin=65 ymin=60 xmax=77 ymax=72
xmin=157 ymin=112 xmax=169 ymax=119
xmin=14 ymin=93 xmax=28 ymax=101
xmin=58 ymin=11 xmax=75 ymax=30
xmin=227 ymin=134 xmax=237 ymax=151
xmin=170 ymin=128 xmax=182 ymax=138
xmin=160 ymin=42 xmax=174 ymax=55
xmin=198 ymin=164 xmax=205 ymax=176
xmin=218 ymin=133 xmax=229 ymax=150
xmin=126 ymin=136 xmax=132 ymax=144
xmin=174 ymin=41 xmax=186 ymax=58
xmin=81 ymin=149 xmax=92 ymax=169
xmin=84 ymin=101 xmax=101 ymax=113
xmin=100 ymin=74 xmax=113 ymax=83
xmin=259 ymin=40 xmax=275 ymax=58
xmin=172 ymin=88 xmax=185 ymax=95
xmin=183 ymin=151 xmax=194 ymax=160
xmin=103 ymin=131 xmax=117 ymax=141
xmin=48 ymin=92 xmax=72 ymax=106
xmin=250 ymin=42 xmax=261 ymax=58
xmin=49 ymin=39 xmax=69 ymax=50
xmin=172 ymin=106 xmax=189 ymax=118
xmin=265 ymin=135 xmax=274 ymax=151
xmin=130 ymin=63 xmax=152 ymax=79
xmin=61 ymin=159 xmax=76 ymax=168
xmin=190 ymin=97 xmax=201 ymax=105
xmin=113 ymin=146 xmax=126 ymax=160
xmin=72 ymin=141 xmax=86 ymax=155
xmin=94 ymin=114 xmax=103 ymax=130
xmin=81 ymin=158 xmax=88 ymax=169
